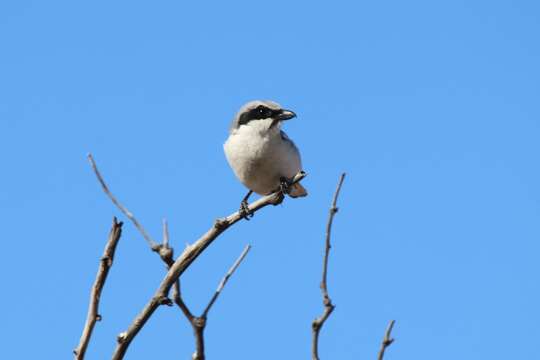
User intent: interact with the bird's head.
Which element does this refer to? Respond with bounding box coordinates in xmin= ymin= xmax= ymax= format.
xmin=230 ymin=100 xmax=296 ymax=133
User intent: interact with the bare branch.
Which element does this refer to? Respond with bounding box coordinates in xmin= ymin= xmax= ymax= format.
xmin=111 ymin=171 xmax=306 ymax=359
xmin=87 ymin=154 xmax=158 ymax=250
xmin=166 ymin=219 xmax=192 ymax=320
xmin=160 ymin=245 xmax=251 ymax=360
xmin=88 ymin=154 xmax=177 ymax=286
xmin=322 ymin=173 xmax=346 ymax=297
xmin=87 ymin=157 xmax=303 ymax=358
xmin=174 ymin=289 xmax=194 ymax=320
xmin=312 ymin=173 xmax=346 ymax=360
xmin=74 ymin=217 xmax=123 ymax=360
xmin=159 ymin=219 xmax=184 ymax=317
xmin=202 ymin=244 xmax=251 ymax=318
xmin=185 ymin=245 xmax=252 ymax=360
xmin=378 ymin=320 xmax=396 ymax=360
xmin=160 ymin=212 xmax=252 ymax=359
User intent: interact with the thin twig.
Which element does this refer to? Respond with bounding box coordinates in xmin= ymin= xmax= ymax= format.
xmin=311 ymin=173 xmax=346 ymax=360
xmin=87 ymin=154 xmax=158 ymax=250
xmin=184 ymin=245 xmax=252 ymax=360
xmin=377 ymin=320 xmax=396 ymax=360
xmin=161 ymin=219 xmax=183 ymax=312
xmin=74 ymin=217 xmax=123 ymax=360
xmin=111 ymin=171 xmax=306 ymax=360
xmin=156 ymin=218 xmax=174 ymax=266
xmin=202 ymin=244 xmax=251 ymax=318
xmin=88 ymin=155 xmax=179 ymax=301
xmin=162 ymin=218 xmax=169 ymax=248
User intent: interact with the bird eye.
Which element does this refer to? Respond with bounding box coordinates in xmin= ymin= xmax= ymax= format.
xmin=258 ymin=106 xmax=266 ymax=115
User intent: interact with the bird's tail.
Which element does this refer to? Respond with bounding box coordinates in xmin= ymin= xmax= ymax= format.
xmin=288 ymin=182 xmax=308 ymax=198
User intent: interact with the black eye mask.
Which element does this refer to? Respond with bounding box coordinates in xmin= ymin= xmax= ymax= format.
xmin=238 ymin=105 xmax=278 ymax=126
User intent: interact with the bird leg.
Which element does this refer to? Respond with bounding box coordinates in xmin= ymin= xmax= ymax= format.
xmin=239 ymin=190 xmax=254 ymax=220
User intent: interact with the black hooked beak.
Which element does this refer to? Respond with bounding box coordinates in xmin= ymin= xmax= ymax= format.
xmin=274 ymin=109 xmax=297 ymax=121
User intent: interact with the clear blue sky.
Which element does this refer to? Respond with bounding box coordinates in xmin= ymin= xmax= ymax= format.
xmin=1 ymin=1 xmax=539 ymax=359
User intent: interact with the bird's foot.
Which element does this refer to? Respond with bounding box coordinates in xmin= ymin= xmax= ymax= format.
xmin=279 ymin=177 xmax=291 ymax=195
xmin=239 ymin=200 xmax=253 ymax=220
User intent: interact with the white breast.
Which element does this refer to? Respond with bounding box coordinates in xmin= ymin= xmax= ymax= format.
xmin=224 ymin=120 xmax=302 ymax=195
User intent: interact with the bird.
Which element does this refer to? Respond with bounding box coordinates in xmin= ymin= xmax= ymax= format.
xmin=224 ymin=100 xmax=307 ymax=219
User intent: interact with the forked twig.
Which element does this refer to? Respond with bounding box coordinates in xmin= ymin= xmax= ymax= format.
xmin=74 ymin=217 xmax=123 ymax=360
xmin=176 ymin=245 xmax=251 ymax=360
xmin=312 ymin=173 xmax=346 ymax=360
xmin=88 ymin=154 xmax=180 ymax=297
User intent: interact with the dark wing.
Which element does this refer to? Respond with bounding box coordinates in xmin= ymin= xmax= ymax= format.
xmin=280 ymin=130 xmax=307 ymax=197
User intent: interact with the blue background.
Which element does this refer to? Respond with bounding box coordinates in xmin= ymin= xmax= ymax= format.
xmin=1 ymin=1 xmax=539 ymax=359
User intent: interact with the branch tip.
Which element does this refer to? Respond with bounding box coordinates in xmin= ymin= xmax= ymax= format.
xmin=378 ymin=320 xmax=396 ymax=360
xmin=74 ymin=218 xmax=123 ymax=360
xmin=312 ymin=173 xmax=346 ymax=360
xmin=162 ymin=218 xmax=170 ymax=247
xmin=88 ymin=154 xmax=158 ymax=249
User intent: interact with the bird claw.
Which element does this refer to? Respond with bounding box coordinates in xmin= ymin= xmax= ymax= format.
xmin=279 ymin=177 xmax=291 ymax=195
xmin=239 ymin=200 xmax=253 ymax=220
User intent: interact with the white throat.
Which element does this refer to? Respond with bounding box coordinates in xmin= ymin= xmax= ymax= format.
xmin=233 ymin=118 xmax=281 ymax=138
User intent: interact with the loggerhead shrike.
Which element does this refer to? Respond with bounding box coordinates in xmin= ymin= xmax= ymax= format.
xmin=224 ymin=100 xmax=307 ymax=218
